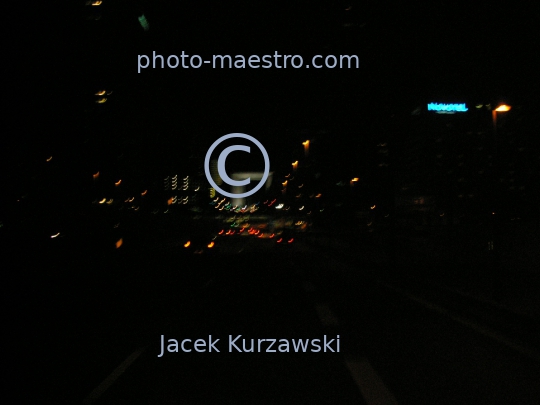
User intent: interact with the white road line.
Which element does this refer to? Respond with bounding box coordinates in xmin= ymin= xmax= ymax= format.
xmin=82 ymin=346 xmax=146 ymax=404
xmin=345 ymin=357 xmax=399 ymax=405
xmin=315 ymin=303 xmax=339 ymax=326
xmin=382 ymin=283 xmax=540 ymax=362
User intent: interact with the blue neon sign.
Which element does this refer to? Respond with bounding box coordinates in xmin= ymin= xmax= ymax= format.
xmin=427 ymin=103 xmax=468 ymax=112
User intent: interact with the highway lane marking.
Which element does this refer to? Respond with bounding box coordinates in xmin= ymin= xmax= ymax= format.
xmin=82 ymin=346 xmax=146 ymax=404
xmin=432 ymin=282 xmax=535 ymax=320
xmin=381 ymin=282 xmax=540 ymax=362
xmin=345 ymin=357 xmax=399 ymax=405
xmin=315 ymin=303 xmax=339 ymax=326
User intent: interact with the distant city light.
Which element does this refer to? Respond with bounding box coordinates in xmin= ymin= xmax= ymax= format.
xmin=494 ymin=104 xmax=511 ymax=112
xmin=46 ymin=156 xmax=52 ymax=162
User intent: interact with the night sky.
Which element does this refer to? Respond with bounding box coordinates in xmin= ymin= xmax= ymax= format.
xmin=5 ymin=1 xmax=540 ymax=190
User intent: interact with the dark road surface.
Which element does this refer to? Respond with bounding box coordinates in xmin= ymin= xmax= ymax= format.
xmin=5 ymin=232 xmax=540 ymax=404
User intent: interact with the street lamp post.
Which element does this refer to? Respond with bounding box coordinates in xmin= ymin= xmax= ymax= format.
xmin=488 ymin=104 xmax=511 ymax=276
xmin=492 ymin=104 xmax=511 ymax=156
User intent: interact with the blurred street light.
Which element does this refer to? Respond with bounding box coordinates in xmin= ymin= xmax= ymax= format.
xmin=492 ymin=104 xmax=511 ymax=153
xmin=302 ymin=140 xmax=310 ymax=157
xmin=138 ymin=14 xmax=150 ymax=31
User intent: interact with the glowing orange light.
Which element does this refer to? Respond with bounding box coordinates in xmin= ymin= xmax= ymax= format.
xmin=96 ymin=98 xmax=107 ymax=104
xmin=302 ymin=140 xmax=310 ymax=146
xmin=288 ymin=238 xmax=294 ymax=243
xmin=115 ymin=180 xmax=121 ymax=186
xmin=116 ymin=238 xmax=123 ymax=248
xmin=141 ymin=190 xmax=147 ymax=196
xmin=46 ymin=156 xmax=52 ymax=162
xmin=184 ymin=241 xmax=191 ymax=248
xmin=95 ymin=90 xmax=106 ymax=96
xmin=315 ymin=193 xmax=322 ymax=198
xmin=207 ymin=242 xmax=214 ymax=248
xmin=218 ymin=230 xmax=224 ymax=235
xmin=351 ymin=178 xmax=359 ymax=182
xmin=92 ymin=1 xmax=102 ymax=6
xmin=269 ymin=233 xmax=275 ymax=238
xmin=167 ymin=198 xmax=173 ymax=205
xmin=93 ymin=172 xmax=100 ymax=180
xmin=277 ymin=238 xmax=283 ymax=243
xmin=494 ymin=105 xmax=511 ymax=112
xmin=371 ymin=205 xmax=376 ymax=209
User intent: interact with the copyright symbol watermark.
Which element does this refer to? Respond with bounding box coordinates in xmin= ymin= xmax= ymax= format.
xmin=204 ymin=133 xmax=270 ymax=198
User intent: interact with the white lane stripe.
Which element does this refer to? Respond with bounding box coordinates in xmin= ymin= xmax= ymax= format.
xmin=315 ymin=303 xmax=339 ymax=326
xmin=345 ymin=358 xmax=399 ymax=405
xmin=82 ymin=346 xmax=146 ymax=404
xmin=382 ymin=283 xmax=540 ymax=361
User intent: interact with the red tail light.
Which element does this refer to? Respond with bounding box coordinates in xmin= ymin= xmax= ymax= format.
xmin=277 ymin=238 xmax=283 ymax=243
